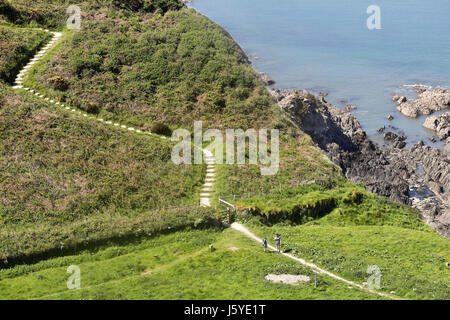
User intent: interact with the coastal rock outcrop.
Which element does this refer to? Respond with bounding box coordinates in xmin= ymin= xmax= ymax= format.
xmin=383 ymin=132 xmax=406 ymax=149
xmin=395 ymin=89 xmax=450 ymax=118
xmin=388 ymin=144 xmax=450 ymax=237
xmin=272 ymin=89 xmax=450 ymax=238
xmin=274 ymin=89 xmax=410 ymax=204
xmin=423 ymin=111 xmax=450 ymax=141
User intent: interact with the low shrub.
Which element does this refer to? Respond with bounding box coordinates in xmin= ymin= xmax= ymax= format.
xmin=47 ymin=75 xmax=69 ymax=91
xmin=151 ymin=122 xmax=172 ymax=136
xmin=342 ymin=190 xmax=364 ymax=204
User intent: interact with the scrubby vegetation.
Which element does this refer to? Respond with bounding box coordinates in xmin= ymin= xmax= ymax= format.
xmin=26 ymin=4 xmax=279 ymax=131
xmin=0 ymin=0 xmax=184 ymax=28
xmin=0 ymin=81 xmax=204 ymax=264
xmin=0 ymin=25 xmax=51 ymax=83
xmin=0 ymin=0 xmax=65 ymax=29
xmin=234 ymin=185 xmax=450 ymax=300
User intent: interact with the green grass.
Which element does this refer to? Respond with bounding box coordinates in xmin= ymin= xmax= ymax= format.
xmin=0 ymin=227 xmax=384 ymax=300
xmin=234 ymin=184 xmax=427 ymax=229
xmin=229 ymin=186 xmax=450 ymax=300
xmin=243 ymin=218 xmax=450 ymax=300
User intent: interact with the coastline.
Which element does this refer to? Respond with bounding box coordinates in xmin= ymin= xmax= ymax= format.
xmin=187 ymin=0 xmax=450 ymax=150
xmin=188 ymin=5 xmax=450 ymax=237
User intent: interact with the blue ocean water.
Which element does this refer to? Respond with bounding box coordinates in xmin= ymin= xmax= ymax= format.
xmin=189 ymin=0 xmax=450 ymax=147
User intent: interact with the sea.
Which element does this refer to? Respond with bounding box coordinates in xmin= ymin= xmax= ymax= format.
xmin=188 ymin=0 xmax=450 ymax=148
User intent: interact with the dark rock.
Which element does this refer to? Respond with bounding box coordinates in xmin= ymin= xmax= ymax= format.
xmin=384 ymin=132 xmax=398 ymax=141
xmin=393 ymin=140 xmax=406 ymax=149
xmin=277 ymin=90 xmax=450 ymax=238
xmin=386 ymin=115 xmax=394 ymax=121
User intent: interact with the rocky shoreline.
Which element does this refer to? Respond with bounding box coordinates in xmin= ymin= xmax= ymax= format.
xmin=271 ymin=88 xmax=450 ymax=238
xmin=393 ymin=88 xmax=450 ymax=118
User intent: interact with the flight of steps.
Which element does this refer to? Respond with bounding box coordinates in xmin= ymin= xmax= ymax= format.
xmin=199 ymin=149 xmax=216 ymax=207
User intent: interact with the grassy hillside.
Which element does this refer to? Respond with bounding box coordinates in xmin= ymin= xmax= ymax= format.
xmin=0 ymin=0 xmax=448 ymax=301
xmin=224 ymin=185 xmax=450 ymax=300
xmin=0 ymin=80 xmax=205 ymax=264
xmin=0 ymin=25 xmax=51 ymax=83
xmin=0 ymin=227 xmax=383 ymax=300
xmin=25 ymin=6 xmax=278 ymax=131
xmin=20 ymin=1 xmax=342 ymax=201
xmin=246 ymin=223 xmax=449 ymax=300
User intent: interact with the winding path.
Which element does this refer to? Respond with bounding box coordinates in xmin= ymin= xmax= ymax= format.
xmin=12 ymin=29 xmax=215 ymax=207
xmin=230 ymin=222 xmax=403 ymax=300
xmin=12 ymin=28 xmax=401 ymax=300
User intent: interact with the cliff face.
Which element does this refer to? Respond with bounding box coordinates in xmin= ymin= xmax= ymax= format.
xmin=272 ymin=89 xmax=450 ymax=238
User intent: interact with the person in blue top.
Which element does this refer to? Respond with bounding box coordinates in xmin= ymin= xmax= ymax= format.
xmin=274 ymin=233 xmax=281 ymax=253
xmin=262 ymin=237 xmax=268 ymax=253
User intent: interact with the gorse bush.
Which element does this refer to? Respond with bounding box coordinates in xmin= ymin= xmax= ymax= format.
xmin=151 ymin=122 xmax=172 ymax=136
xmin=46 ymin=75 xmax=69 ymax=91
xmin=0 ymin=0 xmax=65 ymax=28
xmin=342 ymin=190 xmax=364 ymax=204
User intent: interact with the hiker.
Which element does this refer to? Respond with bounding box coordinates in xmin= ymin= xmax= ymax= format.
xmin=262 ymin=237 xmax=268 ymax=253
xmin=274 ymin=233 xmax=281 ymax=253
